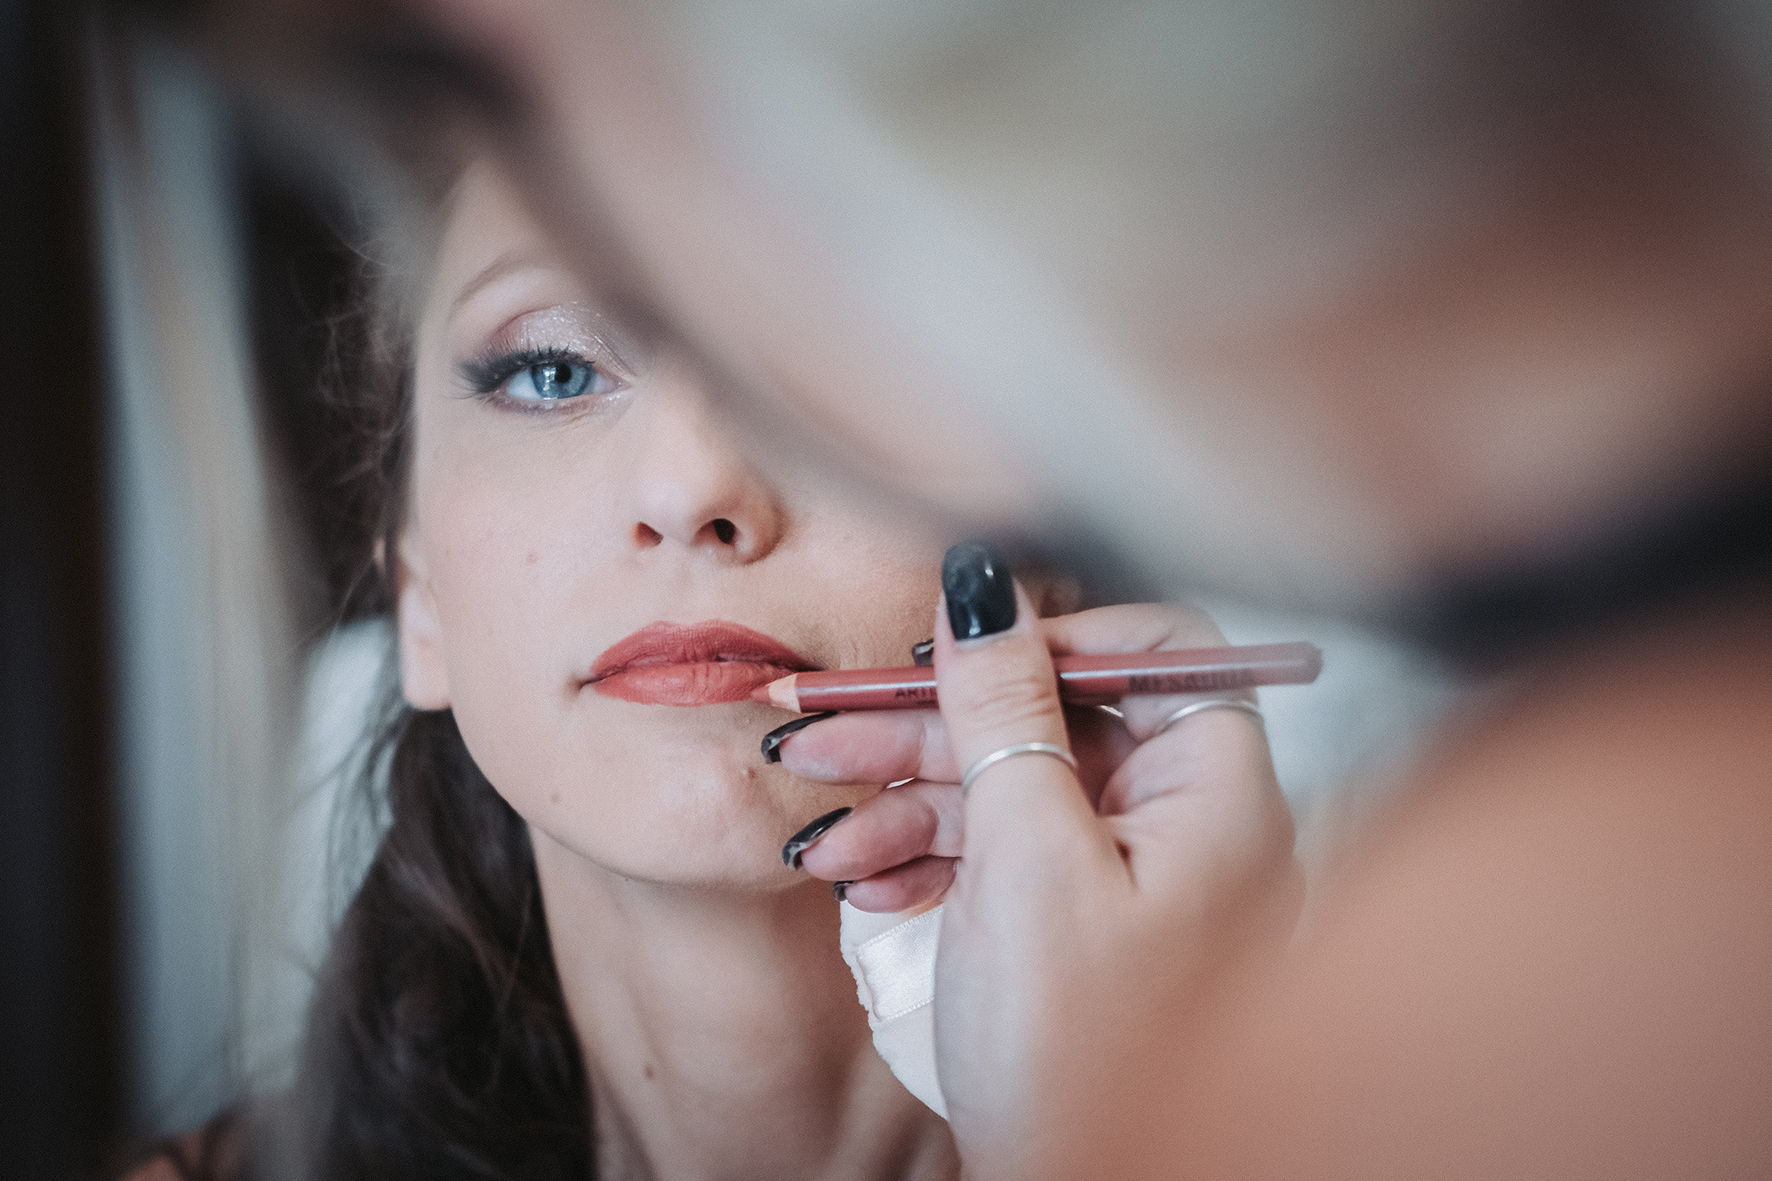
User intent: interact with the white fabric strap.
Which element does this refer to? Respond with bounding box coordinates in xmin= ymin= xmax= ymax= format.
xmin=851 ymin=906 xmax=943 ymax=1021
xmin=840 ymin=901 xmax=946 ymax=1117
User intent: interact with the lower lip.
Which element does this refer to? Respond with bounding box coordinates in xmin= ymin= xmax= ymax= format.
xmin=592 ymin=661 xmax=798 ymax=706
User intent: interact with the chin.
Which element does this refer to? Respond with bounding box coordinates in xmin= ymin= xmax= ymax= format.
xmin=520 ymin=752 xmax=835 ymax=885
xmin=537 ymin=820 xmax=816 ymax=893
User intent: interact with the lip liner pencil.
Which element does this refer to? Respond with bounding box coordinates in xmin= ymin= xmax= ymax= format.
xmin=753 ymin=641 xmax=1322 ymax=713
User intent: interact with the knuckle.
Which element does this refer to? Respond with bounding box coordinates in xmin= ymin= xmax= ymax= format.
xmin=958 ymin=664 xmax=1060 ymax=734
xmin=1164 ymin=603 xmax=1227 ymax=645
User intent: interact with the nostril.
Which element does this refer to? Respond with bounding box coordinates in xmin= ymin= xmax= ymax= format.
xmin=636 ymin=523 xmax=664 ymax=547
xmin=711 ymin=518 xmax=737 ymax=545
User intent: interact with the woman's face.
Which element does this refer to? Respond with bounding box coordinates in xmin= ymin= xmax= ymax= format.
xmin=399 ymin=164 xmax=947 ymax=890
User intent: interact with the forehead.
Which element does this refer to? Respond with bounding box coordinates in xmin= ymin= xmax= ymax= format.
xmin=417 ymin=162 xmax=603 ymax=360
xmin=426 ymin=163 xmax=559 ymax=319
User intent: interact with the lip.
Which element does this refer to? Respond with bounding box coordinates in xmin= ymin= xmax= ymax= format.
xmin=585 ymin=620 xmax=819 ymax=706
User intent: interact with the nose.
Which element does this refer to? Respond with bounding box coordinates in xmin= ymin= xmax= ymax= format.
xmin=621 ymin=371 xmax=784 ymax=564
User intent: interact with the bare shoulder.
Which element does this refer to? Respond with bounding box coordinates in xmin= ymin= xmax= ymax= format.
xmin=117 ymin=1110 xmax=246 ymax=1181
xmin=120 ymin=1154 xmax=191 ymax=1181
xmin=1168 ymin=605 xmax=1772 ymax=1179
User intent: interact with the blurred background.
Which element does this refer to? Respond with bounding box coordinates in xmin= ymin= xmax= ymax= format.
xmin=1 ymin=2 xmax=1467 ymax=1174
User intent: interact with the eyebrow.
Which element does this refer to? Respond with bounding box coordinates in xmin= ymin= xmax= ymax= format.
xmin=448 ymin=251 xmax=542 ymax=317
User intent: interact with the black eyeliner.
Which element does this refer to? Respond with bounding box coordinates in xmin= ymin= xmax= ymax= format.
xmin=458 ymin=344 xmax=590 ymax=396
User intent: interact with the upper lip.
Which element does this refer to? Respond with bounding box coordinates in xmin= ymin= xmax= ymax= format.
xmin=585 ymin=620 xmax=819 ymax=684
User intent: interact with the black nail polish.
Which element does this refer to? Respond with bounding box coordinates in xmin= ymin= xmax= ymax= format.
xmin=833 ymin=880 xmax=853 ymax=902
xmin=943 ymin=542 xmax=1016 ymax=640
xmin=911 ymin=639 xmax=935 ymax=667
xmin=782 ymin=807 xmax=852 ymax=869
xmin=761 ymin=711 xmax=839 ymax=764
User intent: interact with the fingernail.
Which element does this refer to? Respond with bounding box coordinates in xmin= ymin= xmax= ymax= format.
xmin=761 ymin=711 xmax=839 ymax=764
xmin=782 ymin=807 xmax=852 ymax=869
xmin=833 ymin=880 xmax=853 ymax=902
xmin=943 ymin=542 xmax=1016 ymax=640
xmin=911 ymin=638 xmax=934 ymax=667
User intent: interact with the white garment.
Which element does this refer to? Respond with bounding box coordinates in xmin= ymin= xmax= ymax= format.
xmin=838 ymin=900 xmax=947 ymax=1118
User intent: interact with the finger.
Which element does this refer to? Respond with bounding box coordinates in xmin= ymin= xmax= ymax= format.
xmin=771 ymin=701 xmax=1121 ymax=793
xmin=1045 ymin=604 xmax=1289 ymax=894
xmin=1066 ymin=705 xmax=1138 ymax=809
xmin=837 ymin=856 xmax=957 ymax=914
xmin=787 ymin=711 xmax=1127 ymax=891
xmin=1098 ymin=704 xmax=1277 ymax=820
xmin=798 ymin=779 xmax=965 ymax=880
xmin=934 ymin=545 xmax=1115 ymax=878
xmin=1103 ymin=722 xmax=1297 ymax=917
xmin=1088 ymin=681 xmax=1297 ymax=916
xmin=1038 ymin=600 xmax=1229 ymax=657
xmin=769 ymin=709 xmax=958 ymax=784
xmin=1039 ymin=602 xmax=1255 ymax=740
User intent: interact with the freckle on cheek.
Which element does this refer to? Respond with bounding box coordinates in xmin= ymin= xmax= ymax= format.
xmin=551 ymin=792 xmax=561 ymax=804
xmin=527 ymin=551 xmax=539 ymax=565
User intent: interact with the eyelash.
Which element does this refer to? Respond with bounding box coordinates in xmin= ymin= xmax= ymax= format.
xmin=458 ymin=345 xmax=619 ymax=412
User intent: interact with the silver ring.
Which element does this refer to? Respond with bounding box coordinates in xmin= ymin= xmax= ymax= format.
xmin=1155 ymin=698 xmax=1264 ymax=737
xmin=960 ymin=742 xmax=1079 ymax=795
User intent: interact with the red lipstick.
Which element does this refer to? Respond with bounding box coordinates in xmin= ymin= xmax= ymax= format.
xmin=587 ymin=621 xmax=817 ymax=706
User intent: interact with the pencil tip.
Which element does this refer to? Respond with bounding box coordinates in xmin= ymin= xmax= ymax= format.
xmin=754 ymin=674 xmax=797 ymax=710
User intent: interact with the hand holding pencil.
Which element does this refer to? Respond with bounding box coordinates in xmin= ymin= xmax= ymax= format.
xmin=767 ymin=547 xmax=1305 ymax=1174
xmin=769 ymin=596 xmax=1304 ymax=913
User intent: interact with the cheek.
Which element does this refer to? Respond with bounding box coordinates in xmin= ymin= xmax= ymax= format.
xmin=417 ymin=439 xmax=604 ymax=807
xmin=789 ymin=518 xmax=950 ymax=652
xmin=430 ymin=457 xmax=571 ymax=658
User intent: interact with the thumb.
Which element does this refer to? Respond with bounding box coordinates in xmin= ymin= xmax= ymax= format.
xmin=933 ymin=544 xmax=1120 ymax=897
xmin=931 ymin=543 xmax=1127 ymax=1152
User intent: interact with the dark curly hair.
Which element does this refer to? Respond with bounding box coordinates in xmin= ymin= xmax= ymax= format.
xmin=272 ymin=705 xmax=590 ymax=1180
xmin=271 ymin=232 xmax=592 ymax=1179
xmin=127 ymin=219 xmax=592 ymax=1178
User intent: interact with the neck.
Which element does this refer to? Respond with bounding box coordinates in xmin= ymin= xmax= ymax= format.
xmin=530 ymin=829 xmax=955 ymax=1181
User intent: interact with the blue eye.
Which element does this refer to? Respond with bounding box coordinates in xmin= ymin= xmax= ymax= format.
xmin=505 ymin=358 xmax=606 ymax=402
xmin=459 ymin=345 xmax=624 ymax=409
